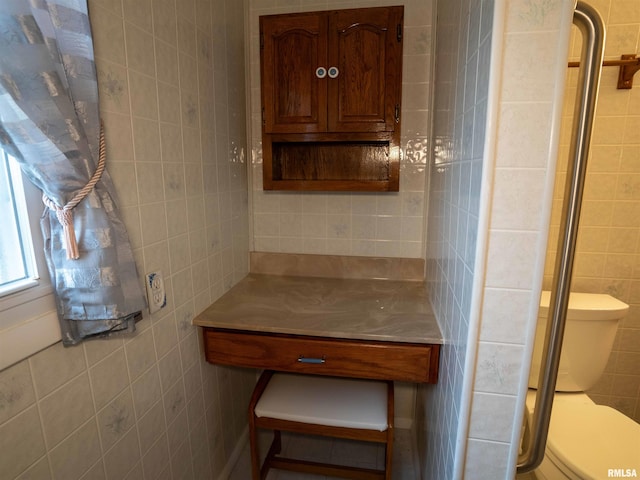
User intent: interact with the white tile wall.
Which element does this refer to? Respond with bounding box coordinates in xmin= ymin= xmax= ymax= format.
xmin=420 ymin=0 xmax=493 ymax=477
xmin=465 ymin=1 xmax=572 ymax=478
xmin=0 ymin=1 xmax=253 ymax=479
xmin=421 ymin=0 xmax=576 ymax=479
xmin=247 ymin=0 xmax=433 ymax=259
xmin=467 ymin=0 xmax=575 ymax=478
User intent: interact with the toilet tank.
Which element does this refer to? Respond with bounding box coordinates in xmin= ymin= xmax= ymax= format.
xmin=528 ymin=291 xmax=629 ymax=391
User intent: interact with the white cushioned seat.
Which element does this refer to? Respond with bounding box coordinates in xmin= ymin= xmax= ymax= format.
xmin=249 ymin=370 xmax=394 ymax=479
xmin=255 ymin=372 xmax=389 ymax=431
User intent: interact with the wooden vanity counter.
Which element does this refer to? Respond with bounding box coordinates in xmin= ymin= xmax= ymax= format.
xmin=193 ymin=274 xmax=442 ymax=384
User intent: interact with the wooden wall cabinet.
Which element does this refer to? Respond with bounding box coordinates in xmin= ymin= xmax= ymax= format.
xmin=260 ymin=6 xmax=404 ymax=191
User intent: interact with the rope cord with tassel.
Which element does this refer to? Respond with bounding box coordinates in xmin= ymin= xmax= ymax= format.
xmin=42 ymin=125 xmax=106 ymax=260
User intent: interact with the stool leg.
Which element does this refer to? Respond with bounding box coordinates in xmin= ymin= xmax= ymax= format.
xmin=261 ymin=429 xmax=282 ymax=479
xmin=248 ymin=371 xmax=275 ymax=480
xmin=385 ymin=381 xmax=394 ymax=480
xmin=384 ymin=432 xmax=393 ymax=480
xmin=249 ymin=414 xmax=260 ymax=480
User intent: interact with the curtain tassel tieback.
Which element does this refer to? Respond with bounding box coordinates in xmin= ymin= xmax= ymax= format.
xmin=42 ymin=125 xmax=106 ymax=260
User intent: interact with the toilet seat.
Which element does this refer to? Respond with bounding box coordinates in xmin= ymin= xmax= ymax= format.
xmin=525 ymin=393 xmax=640 ymax=479
xmin=545 ymin=396 xmax=640 ymax=479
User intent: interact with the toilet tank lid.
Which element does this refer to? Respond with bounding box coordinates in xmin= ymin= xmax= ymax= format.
xmin=539 ymin=291 xmax=629 ymax=320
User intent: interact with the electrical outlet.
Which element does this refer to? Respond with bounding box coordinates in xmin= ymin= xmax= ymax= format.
xmin=146 ymin=271 xmax=166 ymax=314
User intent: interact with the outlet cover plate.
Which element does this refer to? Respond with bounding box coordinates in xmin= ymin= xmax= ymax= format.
xmin=146 ymin=271 xmax=166 ymax=314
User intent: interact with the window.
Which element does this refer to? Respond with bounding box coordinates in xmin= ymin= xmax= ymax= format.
xmin=0 ymin=149 xmax=58 ymax=370
xmin=0 ymin=150 xmax=39 ymax=296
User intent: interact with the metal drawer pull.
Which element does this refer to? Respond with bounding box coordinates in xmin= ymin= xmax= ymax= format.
xmin=297 ymin=355 xmax=326 ymax=364
xmin=328 ymin=66 xmax=339 ymax=78
xmin=315 ymin=67 xmax=327 ymax=78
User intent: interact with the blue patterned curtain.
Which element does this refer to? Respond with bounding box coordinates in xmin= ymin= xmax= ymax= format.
xmin=0 ymin=0 xmax=145 ymax=345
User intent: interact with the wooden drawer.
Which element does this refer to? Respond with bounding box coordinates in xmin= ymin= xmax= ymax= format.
xmin=202 ymin=328 xmax=439 ymax=384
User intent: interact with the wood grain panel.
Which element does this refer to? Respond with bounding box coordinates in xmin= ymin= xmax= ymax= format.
xmin=259 ymin=6 xmax=404 ymax=192
xmin=261 ymin=12 xmax=327 ymax=133
xmin=328 ymin=6 xmax=403 ymax=132
xmin=203 ymin=328 xmax=439 ymax=383
xmin=273 ymin=141 xmax=390 ymax=181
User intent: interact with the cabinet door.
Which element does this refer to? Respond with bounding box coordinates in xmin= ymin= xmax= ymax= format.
xmin=328 ymin=7 xmax=403 ymax=133
xmin=261 ymin=13 xmax=328 ymax=134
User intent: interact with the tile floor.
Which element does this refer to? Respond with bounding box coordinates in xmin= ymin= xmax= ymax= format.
xmin=229 ymin=428 xmax=418 ymax=479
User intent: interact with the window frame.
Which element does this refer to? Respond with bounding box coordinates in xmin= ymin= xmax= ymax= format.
xmin=1 ymin=152 xmax=41 ymax=297
xmin=0 ymin=153 xmax=60 ymax=370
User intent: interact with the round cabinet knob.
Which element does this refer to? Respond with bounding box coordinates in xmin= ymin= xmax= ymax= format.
xmin=328 ymin=66 xmax=339 ymax=78
xmin=315 ymin=67 xmax=327 ymax=79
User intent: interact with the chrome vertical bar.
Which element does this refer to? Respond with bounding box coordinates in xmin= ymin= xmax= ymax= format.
xmin=517 ymin=1 xmax=604 ymax=473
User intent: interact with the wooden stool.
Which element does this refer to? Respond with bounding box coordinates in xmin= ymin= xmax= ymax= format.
xmin=248 ymin=370 xmax=394 ymax=480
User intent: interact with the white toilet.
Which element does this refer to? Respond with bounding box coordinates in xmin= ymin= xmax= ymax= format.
xmin=525 ymin=291 xmax=640 ymax=479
